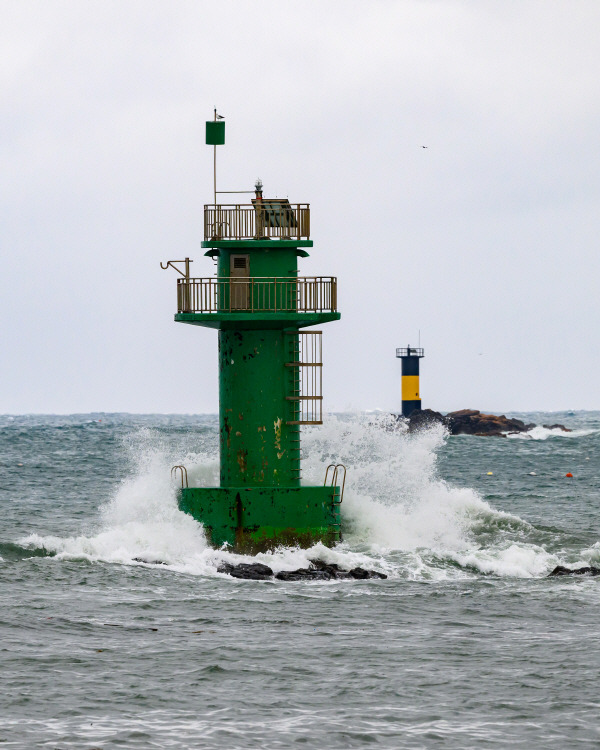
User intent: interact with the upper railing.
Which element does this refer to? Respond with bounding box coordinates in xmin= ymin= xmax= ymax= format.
xmin=396 ymin=347 xmax=424 ymax=358
xmin=204 ymin=202 xmax=310 ymax=241
xmin=177 ymin=276 xmax=336 ymax=314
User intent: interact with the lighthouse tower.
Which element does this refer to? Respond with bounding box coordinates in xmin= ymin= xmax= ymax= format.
xmin=164 ymin=116 xmax=342 ymax=552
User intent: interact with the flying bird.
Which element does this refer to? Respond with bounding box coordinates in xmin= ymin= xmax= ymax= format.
xmin=216 ymin=113 xmax=225 ymax=120
xmin=421 ymin=145 xmax=428 ymax=149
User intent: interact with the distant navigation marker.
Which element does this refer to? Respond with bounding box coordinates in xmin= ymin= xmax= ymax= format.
xmin=396 ymin=346 xmax=424 ymax=417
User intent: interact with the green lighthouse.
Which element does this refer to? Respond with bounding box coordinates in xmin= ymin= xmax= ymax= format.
xmin=165 ymin=115 xmax=343 ymax=552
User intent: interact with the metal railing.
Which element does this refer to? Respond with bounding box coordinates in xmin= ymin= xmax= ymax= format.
xmin=204 ymin=203 xmax=310 ymax=240
xmin=177 ymin=276 xmax=337 ymax=314
xmin=396 ymin=347 xmax=424 ymax=358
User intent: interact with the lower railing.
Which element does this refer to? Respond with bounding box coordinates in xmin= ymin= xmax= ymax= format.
xmin=177 ymin=277 xmax=337 ymax=314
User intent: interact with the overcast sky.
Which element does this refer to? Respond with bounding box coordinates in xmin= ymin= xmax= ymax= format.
xmin=2 ymin=1 xmax=599 ymax=414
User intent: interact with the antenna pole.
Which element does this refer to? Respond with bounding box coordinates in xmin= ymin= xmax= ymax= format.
xmin=213 ymin=108 xmax=217 ymax=207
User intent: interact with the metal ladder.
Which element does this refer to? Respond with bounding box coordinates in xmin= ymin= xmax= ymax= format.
xmin=285 ymin=332 xmax=302 ymax=481
xmin=324 ymin=463 xmax=346 ymax=541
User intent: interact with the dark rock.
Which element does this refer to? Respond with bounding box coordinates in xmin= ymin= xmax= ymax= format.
xmin=275 ymin=568 xmax=332 ymax=581
xmin=396 ymin=408 xmax=570 ymax=438
xmin=349 ymin=567 xmax=388 ymax=579
xmin=542 ymin=424 xmax=572 ymax=432
xmin=407 ymin=409 xmax=447 ymax=433
xmin=217 ymin=559 xmax=387 ymax=581
xmin=548 ymin=565 xmax=600 ymax=577
xmin=217 ymin=562 xmax=273 ymax=580
xmin=309 ymin=560 xmax=353 ymax=579
xmin=446 ymin=410 xmax=530 ymax=437
xmin=449 ymin=409 xmax=480 ymax=418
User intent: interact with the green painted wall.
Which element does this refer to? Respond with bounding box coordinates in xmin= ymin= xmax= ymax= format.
xmin=218 ymin=328 xmax=299 ymax=487
xmin=217 ymin=244 xmax=299 ymax=278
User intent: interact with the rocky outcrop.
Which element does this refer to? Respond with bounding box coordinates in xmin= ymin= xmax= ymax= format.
xmin=543 ymin=424 xmax=573 ymax=431
xmin=446 ymin=410 xmax=535 ymax=436
xmin=217 ymin=562 xmax=274 ymax=580
xmin=403 ymin=408 xmax=569 ymax=436
xmin=406 ymin=409 xmax=446 ymax=432
xmin=548 ymin=565 xmax=600 ymax=577
xmin=217 ymin=559 xmax=387 ymax=581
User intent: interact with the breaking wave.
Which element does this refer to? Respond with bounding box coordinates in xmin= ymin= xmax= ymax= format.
xmin=507 ymin=425 xmax=597 ymax=440
xmin=16 ymin=415 xmax=594 ymax=580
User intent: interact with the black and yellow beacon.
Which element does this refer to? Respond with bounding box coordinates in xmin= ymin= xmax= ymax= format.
xmin=396 ymin=346 xmax=424 ymax=417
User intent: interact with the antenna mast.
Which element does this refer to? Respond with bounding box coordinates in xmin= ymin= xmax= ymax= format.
xmin=213 ymin=107 xmax=217 ymax=206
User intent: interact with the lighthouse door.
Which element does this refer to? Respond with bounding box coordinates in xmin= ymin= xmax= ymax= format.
xmin=230 ymin=254 xmax=250 ymax=310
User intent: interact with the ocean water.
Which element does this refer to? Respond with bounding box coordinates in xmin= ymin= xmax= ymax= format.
xmin=1 ymin=411 xmax=599 ymax=749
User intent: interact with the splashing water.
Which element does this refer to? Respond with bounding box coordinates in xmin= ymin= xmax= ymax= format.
xmin=507 ymin=425 xmax=597 ymax=440
xmin=17 ymin=414 xmax=595 ymax=580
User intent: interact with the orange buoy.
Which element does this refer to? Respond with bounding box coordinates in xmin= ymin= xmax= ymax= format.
xmin=565 ymin=473 xmax=573 ymax=478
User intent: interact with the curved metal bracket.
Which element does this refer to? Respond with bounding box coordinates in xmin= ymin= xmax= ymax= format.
xmin=160 ymin=258 xmax=192 ymax=279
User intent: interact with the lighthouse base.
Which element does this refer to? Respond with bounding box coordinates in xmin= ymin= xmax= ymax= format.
xmin=178 ymin=486 xmax=341 ymax=552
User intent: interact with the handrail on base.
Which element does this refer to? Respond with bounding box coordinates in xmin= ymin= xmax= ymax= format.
xmin=171 ymin=465 xmax=189 ymax=489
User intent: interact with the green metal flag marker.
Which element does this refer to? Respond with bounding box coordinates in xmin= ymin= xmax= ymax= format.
xmin=162 ymin=115 xmax=344 ymax=553
xmin=207 ymin=108 xmax=226 ymax=206
xmin=205 ymin=120 xmax=225 ymax=145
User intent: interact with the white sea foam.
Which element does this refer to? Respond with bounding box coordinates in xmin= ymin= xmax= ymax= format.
xmin=507 ymin=425 xmax=597 ymax=440
xmin=449 ymin=543 xmax=557 ymax=578
xmin=302 ymin=414 xmax=486 ymax=553
xmin=16 ymin=414 xmax=573 ymax=580
xmin=580 ymin=542 xmax=600 ymax=565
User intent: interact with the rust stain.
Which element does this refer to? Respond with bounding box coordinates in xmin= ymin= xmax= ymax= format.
xmin=273 ymin=417 xmax=282 ymax=452
xmin=237 ymin=449 xmax=247 ymax=473
xmin=223 ymin=417 xmax=232 ymax=448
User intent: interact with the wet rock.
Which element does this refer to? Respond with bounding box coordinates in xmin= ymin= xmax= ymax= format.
xmin=446 ymin=410 xmax=531 ymax=437
xmin=398 ymin=409 xmax=572 ymax=437
xmin=406 ymin=409 xmax=447 ymax=433
xmin=309 ymin=560 xmax=353 ymax=579
xmin=217 ymin=562 xmax=274 ymax=580
xmin=133 ymin=557 xmax=167 ymax=565
xmin=275 ymin=568 xmax=332 ymax=581
xmin=349 ymin=567 xmax=387 ymax=579
xmin=548 ymin=565 xmax=600 ymax=577
xmin=449 ymin=409 xmax=480 ymax=418
xmin=217 ymin=559 xmax=387 ymax=581
xmin=404 ymin=409 xmax=538 ymax=436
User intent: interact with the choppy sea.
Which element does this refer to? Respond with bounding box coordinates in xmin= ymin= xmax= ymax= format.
xmin=1 ymin=411 xmax=599 ymax=749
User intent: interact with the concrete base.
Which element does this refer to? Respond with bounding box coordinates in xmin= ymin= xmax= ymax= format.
xmin=179 ymin=486 xmax=341 ymax=552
